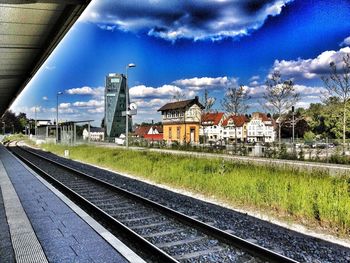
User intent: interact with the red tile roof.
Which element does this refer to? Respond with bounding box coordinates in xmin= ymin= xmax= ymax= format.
xmin=251 ymin=112 xmax=276 ymax=126
xmin=201 ymin=112 xmax=224 ymax=125
xmin=153 ymin=125 xmax=163 ymax=133
xmin=134 ymin=126 xmax=150 ymax=137
xmin=252 ymin=112 xmax=270 ymax=122
xmin=222 ymin=115 xmax=248 ymax=127
xmin=134 ymin=125 xmax=163 ymax=137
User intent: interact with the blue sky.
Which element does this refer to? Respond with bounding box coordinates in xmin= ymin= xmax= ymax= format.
xmin=11 ymin=0 xmax=350 ymax=126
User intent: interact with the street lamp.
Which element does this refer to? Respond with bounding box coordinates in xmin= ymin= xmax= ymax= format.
xmin=56 ymin=91 xmax=63 ymax=143
xmin=292 ymin=105 xmax=295 ymax=154
xmin=125 ymin=63 xmax=136 ymax=148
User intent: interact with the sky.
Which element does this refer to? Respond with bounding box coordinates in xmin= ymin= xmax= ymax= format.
xmin=10 ymin=0 xmax=350 ymax=126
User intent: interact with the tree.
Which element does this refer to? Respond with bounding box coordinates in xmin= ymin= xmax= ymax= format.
xmin=322 ymin=97 xmax=346 ymax=139
xmin=303 ymin=98 xmax=350 ymax=139
xmin=263 ymin=71 xmax=300 ymax=147
xmin=221 ymin=85 xmax=250 ymax=144
xmin=304 ymin=131 xmax=315 ymax=143
xmin=201 ymin=89 xmax=216 ymax=113
xmin=200 ymin=89 xmax=217 ymax=144
xmin=0 ymin=111 xmax=28 ymax=134
xmin=280 ymin=109 xmax=309 ymax=139
xmin=321 ymin=54 xmax=350 ymax=155
xmin=172 ymin=90 xmax=186 ymax=101
xmin=304 ymin=103 xmax=326 ymax=136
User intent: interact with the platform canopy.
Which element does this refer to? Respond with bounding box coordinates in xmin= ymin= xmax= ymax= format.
xmin=0 ymin=0 xmax=91 ymax=117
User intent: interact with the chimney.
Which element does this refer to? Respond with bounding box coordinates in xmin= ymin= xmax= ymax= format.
xmin=195 ymin=96 xmax=199 ymax=102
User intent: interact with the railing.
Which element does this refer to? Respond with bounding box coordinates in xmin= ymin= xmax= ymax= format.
xmin=127 ymin=137 xmax=350 ymax=165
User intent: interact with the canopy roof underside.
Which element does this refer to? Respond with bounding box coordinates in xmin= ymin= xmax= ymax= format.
xmin=0 ymin=0 xmax=91 ymax=117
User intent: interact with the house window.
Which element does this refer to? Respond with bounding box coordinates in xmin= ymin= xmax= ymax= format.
xmin=169 ymin=127 xmax=172 ymax=139
xmin=177 ymin=127 xmax=180 ymax=139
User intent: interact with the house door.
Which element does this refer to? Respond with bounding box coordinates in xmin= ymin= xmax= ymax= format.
xmin=190 ymin=128 xmax=195 ymax=142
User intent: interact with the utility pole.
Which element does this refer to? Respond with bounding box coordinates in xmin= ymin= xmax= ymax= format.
xmin=292 ymin=106 xmax=295 ymax=154
xmin=56 ymin=91 xmax=63 ymax=143
xmin=125 ymin=63 xmax=136 ymax=148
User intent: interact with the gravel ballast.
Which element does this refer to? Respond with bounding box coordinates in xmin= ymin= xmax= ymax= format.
xmin=25 ymin=146 xmax=350 ymax=262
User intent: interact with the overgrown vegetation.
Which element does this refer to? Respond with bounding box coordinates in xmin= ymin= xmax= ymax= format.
xmin=41 ymin=143 xmax=350 ymax=236
xmin=1 ymin=133 xmax=27 ymax=144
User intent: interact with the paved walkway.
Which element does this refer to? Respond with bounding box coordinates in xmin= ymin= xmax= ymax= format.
xmin=0 ymin=144 xmax=143 ymax=263
xmin=0 ymin=183 xmax=15 ymax=262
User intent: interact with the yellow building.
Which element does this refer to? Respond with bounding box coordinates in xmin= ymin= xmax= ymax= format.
xmin=158 ymin=96 xmax=204 ymax=144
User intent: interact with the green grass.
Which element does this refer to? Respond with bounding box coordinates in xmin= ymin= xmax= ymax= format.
xmin=1 ymin=133 xmax=28 ymax=144
xmin=41 ymin=143 xmax=350 ymax=236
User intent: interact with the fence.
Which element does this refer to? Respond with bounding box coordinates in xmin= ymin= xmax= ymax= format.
xmin=127 ymin=137 xmax=350 ymax=165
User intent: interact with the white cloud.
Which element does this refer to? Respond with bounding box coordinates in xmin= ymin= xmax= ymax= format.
xmin=340 ymin=36 xmax=350 ymax=47
xmin=80 ymin=0 xmax=293 ymax=41
xmin=272 ymin=47 xmax=350 ymax=79
xmin=73 ymin=99 xmax=104 ymax=108
xmin=59 ymin=103 xmax=71 ymax=109
xmin=133 ymin=98 xmax=169 ymax=108
xmin=29 ymin=106 xmax=42 ymax=113
xmin=65 ymin=86 xmax=104 ymax=97
xmin=249 ymin=80 xmax=259 ymax=86
xmin=130 ymin=85 xmax=182 ymax=98
xmin=249 ymin=75 xmax=260 ymax=82
xmin=173 ymin=76 xmax=230 ymax=89
xmin=42 ymin=96 xmax=48 ymax=101
xmin=59 ymin=108 xmax=75 ymax=114
xmin=88 ymin=107 xmax=104 ymax=113
xmin=293 ymin=84 xmax=327 ymax=96
xmin=243 ymin=83 xmax=327 ymax=107
xmin=247 ymin=85 xmax=265 ymax=95
xmin=12 ymin=75 xmax=328 ymax=125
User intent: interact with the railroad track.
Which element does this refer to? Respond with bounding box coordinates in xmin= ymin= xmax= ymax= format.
xmin=9 ymin=143 xmax=299 ymax=263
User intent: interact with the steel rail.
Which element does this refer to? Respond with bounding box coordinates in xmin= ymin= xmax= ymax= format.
xmin=12 ymin=144 xmax=299 ymax=263
xmin=10 ymin=144 xmax=178 ymax=263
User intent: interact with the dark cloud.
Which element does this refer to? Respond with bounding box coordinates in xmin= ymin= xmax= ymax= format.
xmin=243 ymin=0 xmax=275 ymax=13
xmin=81 ymin=0 xmax=293 ymax=41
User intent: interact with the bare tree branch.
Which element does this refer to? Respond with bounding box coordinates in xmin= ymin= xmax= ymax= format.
xmin=262 ymin=71 xmax=300 ymax=147
xmin=221 ymin=84 xmax=250 ymax=144
xmin=322 ymin=54 xmax=350 ymax=155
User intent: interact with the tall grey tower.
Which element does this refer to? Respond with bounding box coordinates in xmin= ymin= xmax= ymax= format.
xmin=105 ymin=73 xmax=131 ymax=141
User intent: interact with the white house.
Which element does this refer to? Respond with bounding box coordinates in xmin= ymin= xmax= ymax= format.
xmin=83 ymin=127 xmax=105 ymax=141
xmin=222 ymin=115 xmax=248 ymax=143
xmin=200 ymin=112 xmax=225 ymax=143
xmin=246 ymin=112 xmax=276 ymax=143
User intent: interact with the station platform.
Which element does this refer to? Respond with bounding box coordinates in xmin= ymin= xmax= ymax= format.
xmin=0 ymin=144 xmax=144 ymax=263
